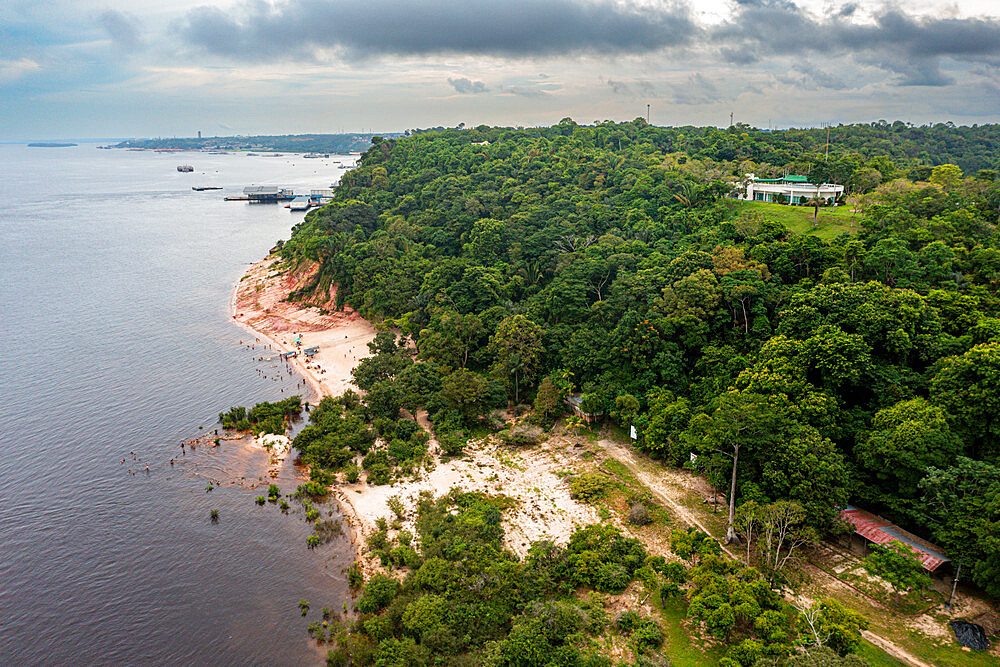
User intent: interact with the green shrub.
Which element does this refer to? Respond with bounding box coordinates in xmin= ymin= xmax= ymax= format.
xmin=356 ymin=574 xmax=399 ymax=614
xmin=299 ymin=599 xmax=310 ymax=615
xmin=366 ymin=463 xmax=392 ymax=485
xmin=570 ymin=472 xmax=612 ymax=502
xmin=386 ymin=495 xmax=405 ymax=519
xmin=254 ymin=495 xmax=266 ymax=505
xmin=295 ymin=481 xmax=328 ymax=498
xmin=343 ymin=463 xmax=360 ymax=484
xmin=500 ymin=423 xmax=545 ymax=447
xmin=437 ymin=430 xmax=467 ymax=457
xmin=347 ymin=563 xmax=363 ymax=589
xmin=307 ymin=534 xmax=321 ymax=548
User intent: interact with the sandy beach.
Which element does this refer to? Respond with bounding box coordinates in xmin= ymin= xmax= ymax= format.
xmin=231 ymin=253 xmax=603 ymax=573
xmin=232 ymin=254 xmax=377 ymax=401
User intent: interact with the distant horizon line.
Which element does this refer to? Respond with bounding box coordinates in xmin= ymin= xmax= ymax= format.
xmin=4 ymin=118 xmax=997 ymax=143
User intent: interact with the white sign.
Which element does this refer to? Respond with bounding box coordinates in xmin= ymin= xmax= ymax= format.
xmin=630 ymin=425 xmax=637 ymax=440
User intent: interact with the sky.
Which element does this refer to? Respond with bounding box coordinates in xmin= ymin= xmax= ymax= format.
xmin=4 ymin=0 xmax=1000 ymax=139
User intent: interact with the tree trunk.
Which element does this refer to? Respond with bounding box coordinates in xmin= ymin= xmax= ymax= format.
xmin=726 ymin=445 xmax=740 ymax=543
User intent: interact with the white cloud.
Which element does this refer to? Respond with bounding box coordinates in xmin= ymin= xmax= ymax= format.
xmin=0 ymin=58 xmax=40 ymax=83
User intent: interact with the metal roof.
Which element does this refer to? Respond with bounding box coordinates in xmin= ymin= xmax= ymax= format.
xmin=840 ymin=506 xmax=950 ymax=571
xmin=753 ymin=175 xmax=811 ymax=184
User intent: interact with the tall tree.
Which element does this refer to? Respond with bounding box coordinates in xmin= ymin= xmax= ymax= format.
xmin=490 ymin=315 xmax=544 ymax=404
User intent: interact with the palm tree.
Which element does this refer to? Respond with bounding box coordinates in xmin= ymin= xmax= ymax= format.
xmin=805 ymin=187 xmax=823 ymax=226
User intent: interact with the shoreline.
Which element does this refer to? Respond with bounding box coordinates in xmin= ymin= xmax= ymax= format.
xmin=229 ymin=254 xmax=602 ymax=577
xmin=230 ymin=253 xmax=378 ymax=565
xmin=230 ymin=254 xmax=377 ymax=404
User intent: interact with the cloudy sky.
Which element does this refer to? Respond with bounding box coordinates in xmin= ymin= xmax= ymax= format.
xmin=3 ymin=0 xmax=1000 ymax=139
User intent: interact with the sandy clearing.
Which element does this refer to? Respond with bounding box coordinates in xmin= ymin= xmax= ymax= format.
xmin=335 ymin=428 xmax=601 ymax=574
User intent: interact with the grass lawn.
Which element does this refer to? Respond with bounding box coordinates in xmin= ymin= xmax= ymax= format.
xmin=857 ymin=640 xmax=908 ymax=666
xmin=736 ymin=200 xmax=861 ymax=240
xmin=657 ymin=596 xmax=727 ymax=666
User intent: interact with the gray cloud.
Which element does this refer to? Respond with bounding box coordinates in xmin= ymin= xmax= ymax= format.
xmin=713 ymin=2 xmax=1000 ymax=86
xmin=448 ymin=77 xmax=488 ymax=94
xmin=170 ymin=0 xmax=1000 ymax=93
xmin=504 ymin=85 xmax=549 ymax=97
xmin=606 ymin=78 xmax=656 ymax=97
xmin=177 ymin=0 xmax=695 ymax=60
xmin=98 ymin=9 xmax=142 ymax=52
xmin=607 ymin=79 xmax=630 ymax=95
xmin=670 ymin=73 xmax=719 ymax=105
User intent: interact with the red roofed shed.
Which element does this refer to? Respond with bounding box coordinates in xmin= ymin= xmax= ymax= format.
xmin=840 ymin=505 xmax=950 ymax=572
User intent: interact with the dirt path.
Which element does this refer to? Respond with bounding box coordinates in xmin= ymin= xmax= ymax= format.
xmin=860 ymin=630 xmax=935 ymax=667
xmin=594 ymin=437 xmax=935 ymax=667
xmin=597 ymin=438 xmax=737 ymax=560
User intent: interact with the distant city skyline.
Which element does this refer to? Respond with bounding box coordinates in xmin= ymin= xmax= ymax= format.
xmin=4 ymin=0 xmax=1000 ymax=139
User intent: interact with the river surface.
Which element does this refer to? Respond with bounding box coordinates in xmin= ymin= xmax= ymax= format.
xmin=0 ymin=145 xmax=358 ymax=665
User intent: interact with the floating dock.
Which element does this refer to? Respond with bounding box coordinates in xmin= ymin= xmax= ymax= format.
xmin=243 ymin=186 xmax=294 ymax=202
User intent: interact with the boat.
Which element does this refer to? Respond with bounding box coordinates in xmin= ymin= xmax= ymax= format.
xmin=290 ymin=196 xmax=311 ymax=211
xmin=192 ymin=186 xmax=223 ymax=191
xmin=303 ymin=153 xmax=330 ymax=158
xmin=177 ymin=165 xmax=194 ymax=172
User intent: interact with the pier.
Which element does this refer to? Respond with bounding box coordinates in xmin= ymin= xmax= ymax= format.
xmin=243 ymin=186 xmax=295 ymax=203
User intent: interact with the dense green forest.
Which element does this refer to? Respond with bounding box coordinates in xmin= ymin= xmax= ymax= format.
xmin=272 ymin=118 xmax=1000 ymax=663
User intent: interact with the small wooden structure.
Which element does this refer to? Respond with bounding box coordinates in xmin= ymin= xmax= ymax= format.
xmin=565 ymin=393 xmax=601 ymax=424
xmin=303 ymin=346 xmax=319 ymax=357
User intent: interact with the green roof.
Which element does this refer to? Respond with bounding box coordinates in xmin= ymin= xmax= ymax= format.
xmin=753 ymin=174 xmax=811 ymax=184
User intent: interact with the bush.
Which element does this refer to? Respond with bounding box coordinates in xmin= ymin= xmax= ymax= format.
xmin=356 ymin=574 xmax=399 ymax=614
xmin=437 ymin=430 xmax=467 ymax=457
xmin=255 ymin=495 xmax=266 ymax=505
xmin=386 ymin=495 xmax=405 ymax=519
xmin=343 ymin=463 xmax=360 ymax=484
xmin=628 ymin=503 xmax=652 ymax=526
xmin=347 ymin=563 xmax=363 ymax=589
xmin=500 ymin=423 xmax=545 ymax=447
xmin=670 ymin=527 xmax=721 ymax=561
xmin=570 ymin=472 xmax=612 ymax=502
xmin=296 ymin=481 xmax=328 ymax=498
xmin=366 ymin=463 xmax=392 ymax=485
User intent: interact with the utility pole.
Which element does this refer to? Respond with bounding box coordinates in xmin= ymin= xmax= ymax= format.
xmin=647 ymin=104 xmax=650 ymax=123
xmin=825 ymin=123 xmax=831 ymax=162
xmin=730 ymin=111 xmax=734 ymax=128
xmin=947 ymin=558 xmax=962 ymax=609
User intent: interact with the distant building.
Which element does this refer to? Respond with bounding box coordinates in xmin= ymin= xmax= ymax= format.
xmin=565 ymin=393 xmax=600 ymax=424
xmin=740 ymin=173 xmax=844 ymax=205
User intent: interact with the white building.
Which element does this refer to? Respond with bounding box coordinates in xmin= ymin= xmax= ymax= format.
xmin=740 ymin=173 xmax=844 ymax=205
